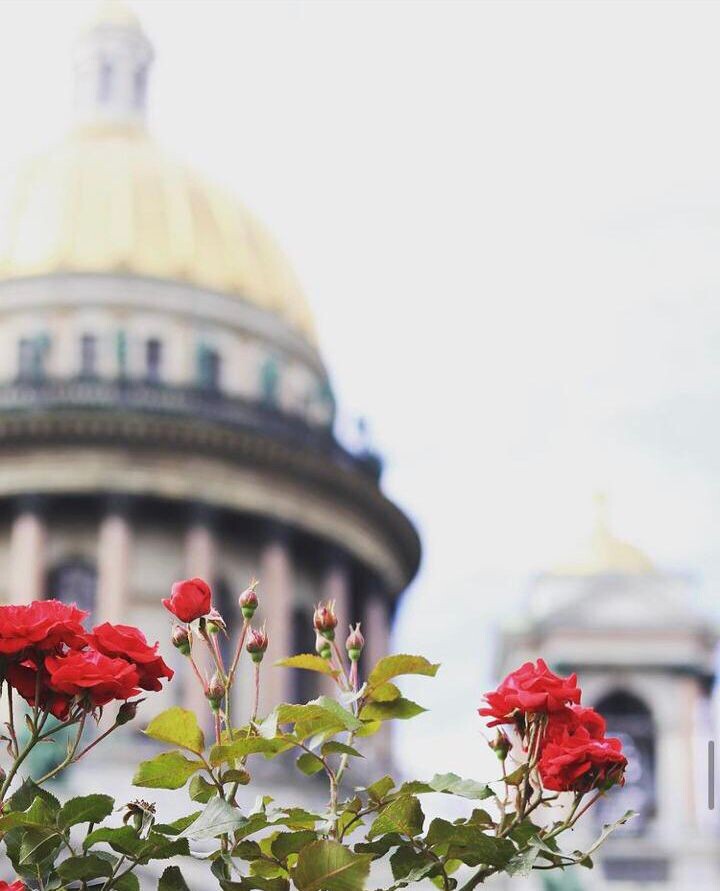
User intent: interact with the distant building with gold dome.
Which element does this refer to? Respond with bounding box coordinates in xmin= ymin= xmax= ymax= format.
xmin=0 ymin=0 xmax=419 ymax=744
xmin=497 ymin=498 xmax=720 ymax=891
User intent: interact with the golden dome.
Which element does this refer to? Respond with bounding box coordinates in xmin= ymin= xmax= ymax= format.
xmin=552 ymin=495 xmax=655 ymax=576
xmin=0 ymin=125 xmax=316 ymax=342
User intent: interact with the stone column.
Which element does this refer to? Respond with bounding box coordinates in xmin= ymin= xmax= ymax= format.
xmin=182 ymin=510 xmax=218 ymax=719
xmin=96 ymin=498 xmax=132 ymax=624
xmin=364 ymin=590 xmax=392 ymax=764
xmin=259 ymin=531 xmax=294 ymax=712
xmin=319 ymin=554 xmax=351 ymax=696
xmin=8 ymin=497 xmax=47 ymax=604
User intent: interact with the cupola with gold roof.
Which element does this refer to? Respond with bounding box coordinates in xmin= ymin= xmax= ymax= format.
xmin=0 ymin=0 xmax=316 ymax=344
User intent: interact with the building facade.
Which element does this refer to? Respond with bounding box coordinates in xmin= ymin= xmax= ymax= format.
xmin=0 ymin=2 xmax=420 ymax=741
xmin=499 ymin=499 xmax=720 ymax=890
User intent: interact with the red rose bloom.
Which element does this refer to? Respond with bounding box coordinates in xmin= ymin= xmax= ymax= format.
xmin=89 ymin=623 xmax=174 ymax=692
xmin=46 ymin=649 xmax=140 ymax=707
xmin=162 ymin=578 xmax=212 ymax=623
xmin=538 ymin=728 xmax=627 ymax=793
xmin=479 ymin=659 xmax=581 ymax=727
xmin=6 ymin=655 xmax=74 ymax=720
xmin=0 ymin=881 xmax=29 ymax=891
xmin=0 ymin=600 xmax=87 ymax=656
xmin=545 ymin=704 xmax=606 ymax=743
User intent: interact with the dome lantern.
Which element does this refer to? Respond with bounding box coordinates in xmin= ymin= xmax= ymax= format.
xmin=73 ymin=1 xmax=153 ymax=129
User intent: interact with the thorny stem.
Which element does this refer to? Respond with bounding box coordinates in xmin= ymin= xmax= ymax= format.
xmin=34 ymin=712 xmax=88 ymax=784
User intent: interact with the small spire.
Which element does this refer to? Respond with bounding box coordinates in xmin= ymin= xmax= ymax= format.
xmin=73 ymin=1 xmax=153 ymax=129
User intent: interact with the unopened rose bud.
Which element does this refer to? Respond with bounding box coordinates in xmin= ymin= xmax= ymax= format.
xmin=239 ymin=579 xmax=259 ymax=620
xmin=246 ymin=624 xmax=269 ymax=663
xmin=489 ymin=730 xmax=512 ymax=761
xmin=313 ymin=600 xmax=338 ymax=640
xmin=117 ymin=699 xmax=143 ymax=726
xmin=315 ymin=631 xmax=332 ymax=660
xmin=345 ymin=623 xmax=364 ymax=661
xmin=205 ymin=607 xmax=226 ymax=635
xmin=172 ymin=624 xmax=191 ymax=656
xmin=206 ymin=672 xmax=226 ymax=712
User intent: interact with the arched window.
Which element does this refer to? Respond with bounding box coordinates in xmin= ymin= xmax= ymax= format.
xmin=594 ymin=690 xmax=656 ymax=834
xmin=47 ymin=559 xmax=97 ymax=620
xmin=145 ymin=338 xmax=162 ymax=384
xmin=260 ymin=357 xmax=279 ymax=407
xmin=197 ymin=344 xmax=221 ymax=392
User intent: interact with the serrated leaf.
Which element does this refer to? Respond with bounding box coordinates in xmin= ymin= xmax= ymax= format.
xmin=144 ymin=706 xmax=205 ymax=754
xmin=297 ymin=752 xmax=325 ymax=775
xmin=159 ymin=865 xmax=192 ymax=890
xmin=427 ymin=773 xmax=493 ymax=800
xmin=57 ymin=854 xmax=114 ymax=881
xmin=294 ymin=840 xmax=372 ymax=891
xmin=210 ymin=736 xmax=289 ymax=766
xmin=177 ymin=796 xmax=245 ymax=840
xmin=321 ymin=741 xmax=364 ymax=758
xmin=18 ymin=826 xmax=61 ymax=866
xmin=115 ymin=873 xmax=141 ymax=891
xmin=271 ymin=830 xmax=318 ymax=861
xmin=276 ymin=654 xmax=340 ymax=677
xmin=133 ymin=750 xmax=203 ymax=789
xmin=189 ymin=773 xmax=218 ymax=803
xmin=366 ymin=776 xmax=395 ymax=802
xmin=366 ymin=655 xmax=439 ymax=693
xmin=58 ymin=793 xmax=114 ymax=829
xmin=368 ymin=796 xmax=424 ymax=840
xmin=371 ymin=682 xmax=401 ymax=702
xmin=361 ymin=699 xmax=426 ymax=722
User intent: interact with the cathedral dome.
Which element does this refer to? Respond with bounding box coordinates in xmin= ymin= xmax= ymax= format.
xmin=0 ymin=2 xmax=316 ymax=344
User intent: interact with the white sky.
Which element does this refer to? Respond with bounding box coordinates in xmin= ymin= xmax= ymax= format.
xmin=1 ymin=0 xmax=719 ymax=777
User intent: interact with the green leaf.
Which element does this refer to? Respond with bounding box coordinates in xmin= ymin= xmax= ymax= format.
xmin=18 ymin=826 xmax=61 ymax=866
xmin=221 ymin=880 xmax=289 ymax=891
xmin=133 ymin=751 xmax=204 ymax=789
xmin=159 ymin=865 xmax=192 ymax=890
xmin=390 ymin=845 xmax=438 ymax=882
xmin=366 ymin=776 xmax=395 ymax=802
xmin=505 ymin=845 xmax=541 ymax=877
xmin=115 ymin=874 xmax=141 ymax=891
xmin=310 ymin=697 xmax=363 ymax=732
xmin=57 ymin=854 xmax=114 ymax=881
xmin=189 ymin=774 xmax=218 ymax=803
xmin=271 ymin=830 xmax=319 ymax=861
xmin=368 ymin=796 xmax=424 ymax=840
xmin=210 ymin=736 xmax=289 ymax=766
xmin=366 ymin=655 xmax=439 ymax=693
xmin=177 ymin=797 xmax=245 ymax=840
xmin=427 ymin=773 xmax=493 ymax=801
xmin=8 ymin=779 xmax=60 ymax=814
xmin=294 ymin=840 xmax=372 ymax=891
xmin=424 ymin=819 xmax=515 ymax=868
xmin=144 ymin=706 xmax=206 ymax=754
xmin=154 ymin=811 xmax=202 ymax=835
xmin=371 ymin=682 xmax=401 ymax=702
xmin=276 ymin=654 xmax=340 ymax=676
xmin=58 ymin=793 xmax=114 ymax=829
xmin=297 ymin=752 xmax=325 ymax=775
xmin=321 ymin=741 xmax=364 ymax=758
xmin=360 ymin=699 xmax=426 ymax=722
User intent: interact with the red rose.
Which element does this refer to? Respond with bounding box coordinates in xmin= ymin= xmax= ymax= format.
xmin=0 ymin=600 xmax=87 ymax=656
xmin=89 ymin=623 xmax=174 ymax=692
xmin=46 ymin=649 xmax=140 ymax=707
xmin=0 ymin=881 xmax=29 ymax=891
xmin=6 ymin=655 xmax=73 ymax=720
xmin=545 ymin=705 xmax=606 ymax=743
xmin=162 ymin=578 xmax=212 ymax=623
xmin=538 ymin=728 xmax=627 ymax=793
xmin=479 ymin=659 xmax=581 ymax=727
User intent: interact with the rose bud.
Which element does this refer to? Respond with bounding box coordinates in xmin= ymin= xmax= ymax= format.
xmin=246 ymin=625 xmax=269 ymax=663
xmin=489 ymin=729 xmax=512 ymax=761
xmin=116 ymin=699 xmax=144 ymax=726
xmin=313 ymin=600 xmax=338 ymax=640
xmin=205 ymin=671 xmax=225 ymax=713
xmin=315 ymin=631 xmax=332 ymax=660
xmin=345 ymin=623 xmax=364 ymax=662
xmin=163 ymin=577 xmax=212 ymax=623
xmin=171 ymin=624 xmax=191 ymax=656
xmin=239 ymin=579 xmax=259 ymax=620
xmin=205 ymin=607 xmax=226 ymax=636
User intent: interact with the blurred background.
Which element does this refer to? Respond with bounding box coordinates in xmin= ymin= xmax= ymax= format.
xmin=0 ymin=1 xmax=718 ymax=888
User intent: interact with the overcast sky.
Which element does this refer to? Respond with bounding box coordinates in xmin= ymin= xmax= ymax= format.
xmin=1 ymin=0 xmax=719 ymax=777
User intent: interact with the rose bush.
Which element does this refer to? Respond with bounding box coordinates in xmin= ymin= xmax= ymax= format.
xmin=0 ymin=583 xmax=632 ymax=890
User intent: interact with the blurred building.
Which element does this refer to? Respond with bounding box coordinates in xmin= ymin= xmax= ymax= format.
xmin=499 ymin=497 xmax=719 ymax=890
xmin=0 ymin=1 xmax=419 ymax=738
